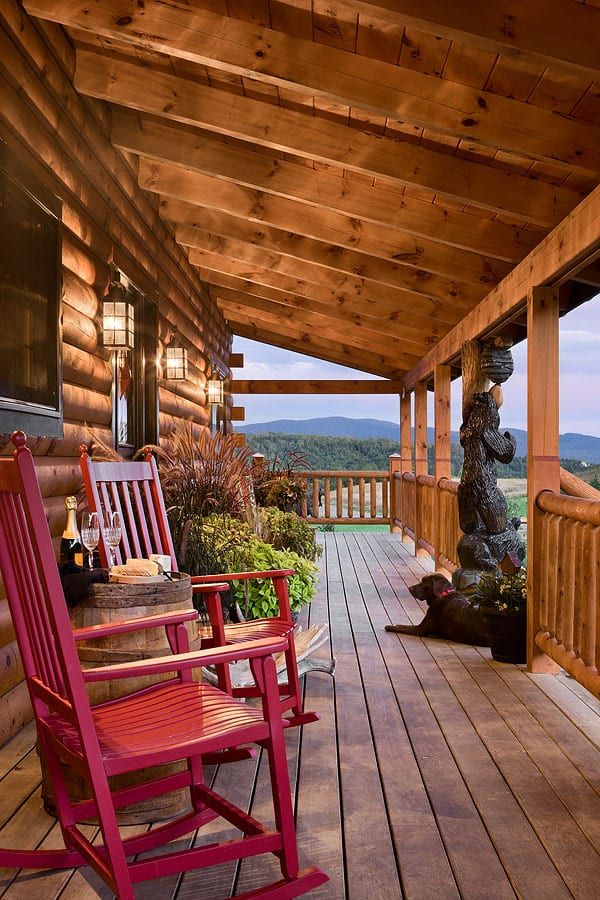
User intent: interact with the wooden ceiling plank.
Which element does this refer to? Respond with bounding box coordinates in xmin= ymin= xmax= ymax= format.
xmin=221 ymin=304 xmax=413 ymax=371
xmin=231 ymin=321 xmax=406 ymax=377
xmin=212 ymin=287 xmax=434 ymax=355
xmin=195 ymin=272 xmax=450 ymax=343
xmin=230 ymin=379 xmax=405 ymax=393
xmin=402 ymin=182 xmax=600 ymax=388
xmin=188 ymin=247 xmax=467 ymax=327
xmin=334 ymin=0 xmax=600 ymax=82
xmin=216 ymin=296 xmax=423 ymax=365
xmin=112 ymin=108 xmax=519 ymax=277
xmin=25 ymin=0 xmax=600 ymax=173
xmin=172 ymin=218 xmax=485 ymax=305
xmin=72 ymin=49 xmax=582 ymax=225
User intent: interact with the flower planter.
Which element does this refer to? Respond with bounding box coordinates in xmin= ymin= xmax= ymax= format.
xmin=482 ymin=607 xmax=526 ymax=664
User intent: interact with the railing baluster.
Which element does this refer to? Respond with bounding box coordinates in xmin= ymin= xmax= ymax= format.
xmin=324 ymin=478 xmax=331 ymax=518
xmin=312 ymin=478 xmax=319 ymax=519
xmin=336 ymin=478 xmax=343 ymax=519
xmin=382 ymin=477 xmax=388 ymax=519
xmin=348 ymin=477 xmax=354 ymax=518
xmin=370 ymin=477 xmax=377 ymax=518
xmin=359 ymin=478 xmax=365 ymax=519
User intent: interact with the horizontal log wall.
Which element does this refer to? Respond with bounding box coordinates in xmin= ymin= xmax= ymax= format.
xmin=0 ymin=2 xmax=232 ymax=745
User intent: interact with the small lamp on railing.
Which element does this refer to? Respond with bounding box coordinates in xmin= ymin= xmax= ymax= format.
xmin=165 ymin=339 xmax=189 ymax=381
xmin=102 ymin=292 xmax=135 ymax=349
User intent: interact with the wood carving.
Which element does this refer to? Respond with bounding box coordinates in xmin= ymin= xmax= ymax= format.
xmin=455 ymin=342 xmax=525 ymax=587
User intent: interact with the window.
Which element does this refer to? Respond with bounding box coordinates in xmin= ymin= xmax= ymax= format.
xmin=0 ymin=141 xmax=62 ymax=436
xmin=107 ymin=272 xmax=158 ymax=452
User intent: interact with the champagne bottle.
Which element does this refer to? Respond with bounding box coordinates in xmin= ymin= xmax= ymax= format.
xmin=60 ymin=496 xmax=83 ymax=567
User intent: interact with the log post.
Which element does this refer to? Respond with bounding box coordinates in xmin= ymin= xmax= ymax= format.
xmin=434 ymin=365 xmax=452 ymax=571
xmin=389 ymin=452 xmax=402 ymax=533
xmin=461 ymin=340 xmax=491 ymax=418
xmin=414 ymin=381 xmax=429 ymax=557
xmin=400 ymin=391 xmax=412 ymax=542
xmin=527 ymin=286 xmax=561 ymax=674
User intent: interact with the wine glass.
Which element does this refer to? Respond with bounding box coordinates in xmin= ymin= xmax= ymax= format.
xmin=80 ymin=512 xmax=100 ymax=570
xmin=104 ymin=511 xmax=122 ymax=568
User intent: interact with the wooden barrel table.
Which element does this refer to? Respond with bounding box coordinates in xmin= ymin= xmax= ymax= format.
xmin=42 ymin=573 xmax=200 ymax=825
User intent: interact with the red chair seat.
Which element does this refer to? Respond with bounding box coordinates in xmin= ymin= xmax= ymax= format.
xmin=50 ymin=682 xmax=269 ymax=775
xmin=223 ymin=619 xmax=296 ymax=643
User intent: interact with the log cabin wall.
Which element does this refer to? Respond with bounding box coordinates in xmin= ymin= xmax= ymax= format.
xmin=0 ymin=1 xmax=232 ymax=745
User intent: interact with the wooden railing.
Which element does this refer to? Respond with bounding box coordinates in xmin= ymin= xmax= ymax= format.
xmin=533 ymin=490 xmax=600 ymax=696
xmin=298 ymin=471 xmax=389 ymax=524
xmin=390 ymin=467 xmax=462 ymax=571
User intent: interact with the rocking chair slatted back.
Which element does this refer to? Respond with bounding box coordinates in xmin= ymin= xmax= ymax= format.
xmin=80 ymin=451 xmax=176 ymax=569
xmin=0 ymin=434 xmax=93 ymax=724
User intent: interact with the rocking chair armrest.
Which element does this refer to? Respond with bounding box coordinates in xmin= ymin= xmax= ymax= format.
xmin=191 ymin=570 xmax=295 ymax=583
xmin=82 ymin=635 xmax=289 ymax=682
xmin=71 ymin=608 xmax=204 ymax=643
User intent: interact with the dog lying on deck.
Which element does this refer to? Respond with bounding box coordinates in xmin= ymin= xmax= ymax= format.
xmin=385 ymin=573 xmax=489 ymax=646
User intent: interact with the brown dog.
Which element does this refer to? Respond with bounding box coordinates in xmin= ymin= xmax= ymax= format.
xmin=385 ymin=573 xmax=489 ymax=646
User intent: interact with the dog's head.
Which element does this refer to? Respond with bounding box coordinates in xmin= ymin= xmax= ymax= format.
xmin=409 ymin=573 xmax=456 ymax=607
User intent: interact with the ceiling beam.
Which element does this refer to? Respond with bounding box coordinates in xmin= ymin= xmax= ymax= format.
xmin=189 ymin=248 xmax=466 ymax=327
xmin=231 ymin=380 xmax=404 ymax=394
xmin=172 ymin=217 xmax=484 ymax=306
xmin=24 ymin=0 xmax=600 ymax=173
xmin=337 ymin=0 xmax=600 ymax=83
xmin=230 ymin=322 xmax=407 ymax=378
xmin=217 ymin=298 xmax=422 ymax=368
xmin=173 ymin=209 xmax=507 ymax=291
xmin=212 ymin=290 xmax=430 ymax=358
xmin=73 ymin=49 xmax=581 ymax=225
xmin=112 ymin=110 xmax=534 ymax=264
xmin=211 ymin=283 xmax=442 ymax=349
xmin=402 ymin=183 xmax=600 ymax=389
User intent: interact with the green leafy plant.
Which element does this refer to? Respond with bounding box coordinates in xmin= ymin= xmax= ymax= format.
xmin=477 ymin=568 xmax=527 ymax=615
xmin=259 ymin=507 xmax=321 ymax=561
xmin=231 ymin=540 xmax=318 ymax=619
xmin=252 ymin=451 xmax=310 ymax=513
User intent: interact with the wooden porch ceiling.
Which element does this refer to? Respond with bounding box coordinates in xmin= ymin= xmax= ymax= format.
xmin=26 ymin=0 xmax=600 ymax=378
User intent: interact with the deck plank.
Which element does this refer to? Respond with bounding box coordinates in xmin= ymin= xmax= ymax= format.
xmin=2 ymin=534 xmax=600 ymax=898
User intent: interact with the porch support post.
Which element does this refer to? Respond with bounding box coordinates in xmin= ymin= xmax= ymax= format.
xmin=461 ymin=340 xmax=490 ymax=418
xmin=527 ymin=286 xmax=561 ymax=673
xmin=389 ymin=452 xmax=402 ymax=533
xmin=434 ymin=365 xmax=452 ymax=570
xmin=414 ymin=381 xmax=429 ymax=557
xmin=400 ymin=391 xmax=413 ymax=542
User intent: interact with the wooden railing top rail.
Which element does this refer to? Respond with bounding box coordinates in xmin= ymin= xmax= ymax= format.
xmin=559 ymin=467 xmax=600 ymax=501
xmin=438 ymin=478 xmax=459 ymax=494
xmin=296 ymin=470 xmax=387 ymax=478
xmin=416 ymin=474 xmax=435 ymax=486
xmin=537 ymin=489 xmax=600 ymax=526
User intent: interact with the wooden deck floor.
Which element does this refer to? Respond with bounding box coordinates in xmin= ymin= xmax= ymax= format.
xmin=2 ymin=532 xmax=600 ymax=898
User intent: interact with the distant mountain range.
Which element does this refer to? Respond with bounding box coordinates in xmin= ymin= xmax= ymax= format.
xmin=238 ymin=417 xmax=600 ymax=463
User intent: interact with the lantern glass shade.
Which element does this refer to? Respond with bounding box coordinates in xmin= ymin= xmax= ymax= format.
xmin=103 ymin=300 xmax=135 ymax=349
xmin=207 ymin=370 xmax=224 ymax=405
xmin=166 ymin=345 xmax=188 ymax=381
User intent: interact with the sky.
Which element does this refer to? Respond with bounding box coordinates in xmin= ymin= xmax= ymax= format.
xmin=232 ymin=292 xmax=600 ymax=437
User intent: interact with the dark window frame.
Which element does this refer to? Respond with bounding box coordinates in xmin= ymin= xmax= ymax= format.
xmin=0 ymin=141 xmax=63 ymax=437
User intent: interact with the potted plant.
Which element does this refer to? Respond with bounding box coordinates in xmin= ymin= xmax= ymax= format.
xmin=477 ymin=568 xmax=527 ymax=663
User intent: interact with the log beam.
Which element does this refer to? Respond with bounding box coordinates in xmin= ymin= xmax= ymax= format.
xmin=73 ymin=49 xmax=581 ymax=225
xmin=230 ymin=380 xmax=404 ymax=394
xmin=26 ymin=1 xmax=600 ymax=172
xmin=113 ymin=110 xmax=534 ymax=265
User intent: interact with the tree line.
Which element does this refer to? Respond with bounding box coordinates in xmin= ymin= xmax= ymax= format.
xmin=245 ymin=432 xmax=584 ymax=479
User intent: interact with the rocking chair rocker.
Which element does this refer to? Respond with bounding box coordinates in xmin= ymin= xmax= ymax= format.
xmin=0 ymin=432 xmax=327 ymax=899
xmin=79 ymin=446 xmax=319 ymax=727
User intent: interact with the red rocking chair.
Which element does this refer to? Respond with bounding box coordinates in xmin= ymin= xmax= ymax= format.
xmin=0 ymin=433 xmax=327 ymax=899
xmin=80 ymin=446 xmax=318 ymax=727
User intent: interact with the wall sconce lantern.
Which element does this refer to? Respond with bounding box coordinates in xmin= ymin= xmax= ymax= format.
xmin=206 ymin=366 xmax=224 ymax=405
xmin=165 ymin=343 xmax=188 ymax=381
xmin=102 ymin=294 xmax=135 ymax=349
